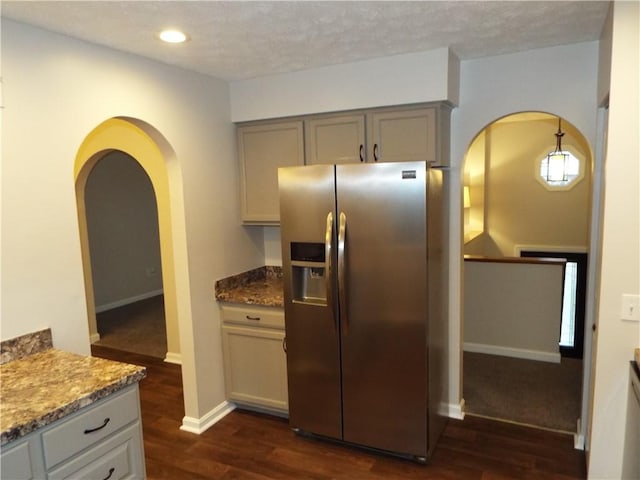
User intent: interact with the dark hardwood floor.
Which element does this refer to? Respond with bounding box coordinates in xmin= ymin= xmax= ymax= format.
xmin=91 ymin=345 xmax=587 ymax=479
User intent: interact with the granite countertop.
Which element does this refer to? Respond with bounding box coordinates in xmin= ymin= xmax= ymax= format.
xmin=1 ymin=347 xmax=146 ymax=445
xmin=215 ymin=266 xmax=284 ymax=307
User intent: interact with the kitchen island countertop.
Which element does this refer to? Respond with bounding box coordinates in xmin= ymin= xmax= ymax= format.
xmin=0 ymin=348 xmax=146 ymax=445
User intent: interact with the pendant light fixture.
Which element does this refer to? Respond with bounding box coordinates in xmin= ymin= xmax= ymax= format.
xmin=545 ymin=117 xmax=569 ymax=182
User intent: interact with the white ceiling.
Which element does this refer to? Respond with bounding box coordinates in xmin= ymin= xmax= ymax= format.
xmin=1 ymin=1 xmax=610 ymax=81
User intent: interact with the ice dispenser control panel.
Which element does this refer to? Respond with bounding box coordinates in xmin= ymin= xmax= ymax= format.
xmin=290 ymin=242 xmax=326 ymax=306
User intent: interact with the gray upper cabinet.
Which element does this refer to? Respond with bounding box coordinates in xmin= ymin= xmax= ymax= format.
xmin=305 ymin=114 xmax=366 ymax=165
xmin=236 ymin=103 xmax=451 ymax=224
xmin=305 ymin=104 xmax=451 ymax=166
xmin=369 ymin=107 xmax=436 ymax=163
xmin=238 ymin=121 xmax=304 ymax=224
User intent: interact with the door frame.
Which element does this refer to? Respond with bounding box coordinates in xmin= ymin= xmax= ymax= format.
xmin=74 ymin=117 xmax=183 ymax=364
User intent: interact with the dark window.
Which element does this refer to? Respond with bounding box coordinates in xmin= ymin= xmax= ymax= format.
xmin=521 ymin=251 xmax=587 ymax=359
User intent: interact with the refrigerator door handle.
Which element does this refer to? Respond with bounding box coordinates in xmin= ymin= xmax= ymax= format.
xmin=338 ymin=211 xmax=348 ymax=334
xmin=325 ymin=212 xmax=336 ymax=329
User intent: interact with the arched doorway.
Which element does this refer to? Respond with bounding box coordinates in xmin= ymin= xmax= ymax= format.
xmin=460 ymin=112 xmax=593 ymax=435
xmin=84 ymin=151 xmax=167 ymax=359
xmin=74 ymin=117 xmax=182 ymax=363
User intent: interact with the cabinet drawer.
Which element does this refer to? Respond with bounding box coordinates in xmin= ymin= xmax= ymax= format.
xmin=47 ymin=422 xmax=144 ymax=480
xmin=221 ymin=305 xmax=284 ymax=329
xmin=42 ymin=387 xmax=139 ymax=468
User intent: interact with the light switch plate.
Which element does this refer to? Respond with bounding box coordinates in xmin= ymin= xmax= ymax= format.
xmin=621 ymin=294 xmax=640 ymax=321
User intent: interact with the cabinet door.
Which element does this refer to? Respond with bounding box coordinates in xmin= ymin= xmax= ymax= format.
xmin=369 ymin=108 xmax=436 ymax=163
xmin=222 ymin=325 xmax=288 ymax=413
xmin=238 ymin=121 xmax=304 ymax=224
xmin=0 ymin=436 xmax=45 ymax=480
xmin=305 ymin=115 xmax=366 ymax=165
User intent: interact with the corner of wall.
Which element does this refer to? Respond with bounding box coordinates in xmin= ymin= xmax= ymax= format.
xmin=447 ymin=49 xmax=461 ymax=107
xmin=597 ymin=3 xmax=614 ymax=106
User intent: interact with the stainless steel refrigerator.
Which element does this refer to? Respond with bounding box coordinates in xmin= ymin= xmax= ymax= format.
xmin=278 ymin=161 xmax=448 ymax=462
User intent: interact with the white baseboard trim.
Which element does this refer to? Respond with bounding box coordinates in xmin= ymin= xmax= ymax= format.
xmin=164 ymin=352 xmax=182 ymax=365
xmin=89 ymin=333 xmax=101 ymax=344
xmin=464 ymin=342 xmax=561 ymax=363
xmin=180 ymin=401 xmax=236 ymax=435
xmin=574 ymin=418 xmax=585 ymax=450
xmin=95 ymin=289 xmax=164 ymax=313
xmin=448 ymin=399 xmax=466 ymax=420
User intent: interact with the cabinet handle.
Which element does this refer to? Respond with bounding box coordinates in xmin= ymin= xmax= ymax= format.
xmin=359 ymin=144 xmax=364 ymax=162
xmin=102 ymin=467 xmax=116 ymax=480
xmin=246 ymin=315 xmax=261 ymax=321
xmin=282 ymin=337 xmax=287 ymax=353
xmin=373 ymin=143 xmax=379 ymax=162
xmin=84 ymin=417 xmax=110 ymax=434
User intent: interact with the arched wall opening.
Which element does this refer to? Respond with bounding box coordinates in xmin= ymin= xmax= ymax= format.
xmin=462 ymin=111 xmax=593 ymax=257
xmin=74 ymin=117 xmax=183 ymax=363
xmin=459 ymin=110 xmax=595 ymax=441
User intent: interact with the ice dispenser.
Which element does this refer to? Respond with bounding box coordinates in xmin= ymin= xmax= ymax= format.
xmin=290 ymin=242 xmax=327 ymax=305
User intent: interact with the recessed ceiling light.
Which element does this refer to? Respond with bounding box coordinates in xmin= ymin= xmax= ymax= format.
xmin=159 ymin=29 xmax=190 ymax=44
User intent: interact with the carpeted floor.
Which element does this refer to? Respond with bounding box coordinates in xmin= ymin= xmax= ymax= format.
xmin=95 ymin=295 xmax=167 ymax=359
xmin=463 ymin=351 xmax=582 ymax=433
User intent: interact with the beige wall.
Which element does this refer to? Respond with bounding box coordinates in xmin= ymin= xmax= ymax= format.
xmin=589 ymin=2 xmax=640 ymax=477
xmin=1 ymin=19 xmax=264 ymax=427
xmin=463 ymin=130 xmax=486 ymax=245
xmin=464 ymin=260 xmax=564 ymax=362
xmin=85 ymin=151 xmax=162 ymax=309
xmin=465 ymin=115 xmax=592 ymax=257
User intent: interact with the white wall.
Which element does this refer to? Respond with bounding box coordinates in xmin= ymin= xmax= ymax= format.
xmin=464 ymin=260 xmax=564 ymax=362
xmin=1 ymin=19 xmax=264 ymax=423
xmin=452 ymin=41 xmax=599 ymax=419
xmin=588 ymin=2 xmax=640 ymax=477
xmin=231 ymin=48 xmax=459 ymax=122
xmin=232 ymin=41 xmax=600 ymax=418
xmin=263 ymin=226 xmax=283 ymax=267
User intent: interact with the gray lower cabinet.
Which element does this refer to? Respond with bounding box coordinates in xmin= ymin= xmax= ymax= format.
xmin=0 ymin=385 xmax=145 ymax=480
xmin=623 ymin=363 xmax=640 ymax=479
xmin=1 ymin=436 xmax=45 ymax=479
xmin=221 ymin=305 xmax=288 ymax=415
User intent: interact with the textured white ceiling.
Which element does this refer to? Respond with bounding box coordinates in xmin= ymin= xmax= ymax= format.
xmin=1 ymin=1 xmax=610 ymax=81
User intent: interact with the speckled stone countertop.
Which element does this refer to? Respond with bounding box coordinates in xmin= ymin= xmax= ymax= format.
xmin=215 ymin=266 xmax=284 ymax=307
xmin=1 ymin=328 xmax=53 ymax=365
xmin=1 ymin=348 xmax=146 ymax=445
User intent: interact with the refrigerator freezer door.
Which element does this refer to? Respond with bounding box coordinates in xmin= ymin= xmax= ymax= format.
xmin=336 ymin=162 xmax=429 ymax=457
xmin=279 ymin=165 xmax=342 ymax=439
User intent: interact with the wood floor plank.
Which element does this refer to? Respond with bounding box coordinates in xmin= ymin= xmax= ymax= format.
xmin=91 ymin=345 xmax=586 ymax=480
